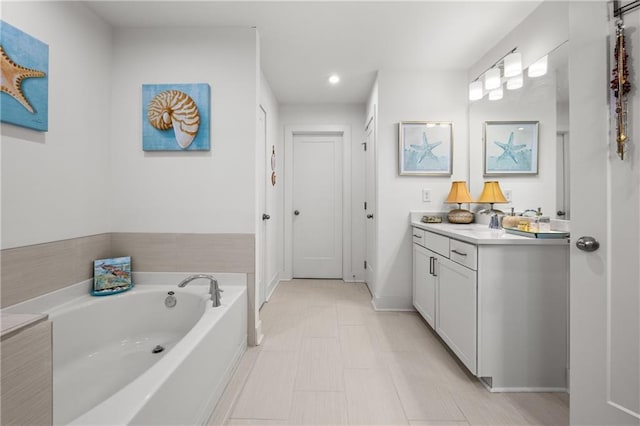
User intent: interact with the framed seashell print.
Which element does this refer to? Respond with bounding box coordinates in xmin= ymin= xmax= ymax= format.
xmin=142 ymin=83 xmax=210 ymax=151
xmin=0 ymin=20 xmax=49 ymax=132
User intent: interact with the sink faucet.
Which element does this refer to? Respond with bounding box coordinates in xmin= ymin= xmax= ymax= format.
xmin=177 ymin=274 xmax=223 ymax=307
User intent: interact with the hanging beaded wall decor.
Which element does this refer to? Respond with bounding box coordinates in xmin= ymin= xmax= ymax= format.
xmin=611 ymin=20 xmax=632 ymax=160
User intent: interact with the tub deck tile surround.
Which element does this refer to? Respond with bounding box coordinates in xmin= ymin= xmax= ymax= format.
xmin=1 ymin=232 xmax=255 ymax=308
xmin=1 ymin=233 xmax=111 ymax=308
xmin=212 ymin=279 xmax=569 ymax=426
xmin=110 ymin=233 xmax=255 ymax=273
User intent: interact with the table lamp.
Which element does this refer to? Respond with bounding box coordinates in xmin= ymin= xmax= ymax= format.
xmin=476 ymin=181 xmax=508 ymax=216
xmin=445 ymin=181 xmax=475 ymax=224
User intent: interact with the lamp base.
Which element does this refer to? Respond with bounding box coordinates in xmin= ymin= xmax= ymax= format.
xmin=447 ymin=209 xmax=474 ymax=224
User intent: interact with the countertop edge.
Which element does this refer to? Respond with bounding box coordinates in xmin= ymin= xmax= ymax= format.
xmin=411 ymin=221 xmax=570 ymax=245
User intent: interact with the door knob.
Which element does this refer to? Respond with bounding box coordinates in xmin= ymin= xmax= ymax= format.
xmin=557 ymin=210 xmax=566 ymax=216
xmin=294 ymin=210 xmax=300 ymax=216
xmin=576 ymin=236 xmax=600 ymax=252
xmin=367 ymin=214 xmax=374 ymax=219
xmin=262 ymin=214 xmax=270 ymax=220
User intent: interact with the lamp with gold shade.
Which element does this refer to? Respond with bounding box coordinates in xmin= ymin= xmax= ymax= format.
xmin=445 ymin=181 xmax=475 ymax=224
xmin=476 ymin=181 xmax=508 ymax=216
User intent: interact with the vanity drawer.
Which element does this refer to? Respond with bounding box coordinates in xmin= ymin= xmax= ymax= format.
xmin=449 ymin=239 xmax=477 ymax=270
xmin=412 ymin=228 xmax=425 ymax=247
xmin=424 ymin=231 xmax=450 ymax=257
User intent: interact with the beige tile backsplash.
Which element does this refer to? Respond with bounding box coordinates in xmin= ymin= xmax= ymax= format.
xmin=1 ymin=233 xmax=255 ymax=308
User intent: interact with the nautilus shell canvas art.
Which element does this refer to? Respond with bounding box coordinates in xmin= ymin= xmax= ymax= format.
xmin=142 ymin=83 xmax=210 ymax=151
xmin=0 ymin=20 xmax=49 ymax=131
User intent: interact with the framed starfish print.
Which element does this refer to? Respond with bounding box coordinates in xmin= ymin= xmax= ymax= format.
xmin=484 ymin=121 xmax=539 ymax=176
xmin=0 ymin=21 xmax=49 ymax=132
xmin=399 ymin=121 xmax=453 ymax=176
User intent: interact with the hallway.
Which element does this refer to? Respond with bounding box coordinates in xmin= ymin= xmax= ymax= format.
xmin=210 ymin=280 xmax=569 ymax=425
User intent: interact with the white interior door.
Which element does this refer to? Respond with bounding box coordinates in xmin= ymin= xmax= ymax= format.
xmin=292 ymin=133 xmax=343 ymax=278
xmin=570 ymin=3 xmax=639 ymax=424
xmin=364 ymin=119 xmax=376 ymax=291
xmin=258 ymin=106 xmax=267 ymax=308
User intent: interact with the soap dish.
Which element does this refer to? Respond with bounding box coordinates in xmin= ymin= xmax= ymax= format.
xmin=421 ymin=215 xmax=442 ymax=223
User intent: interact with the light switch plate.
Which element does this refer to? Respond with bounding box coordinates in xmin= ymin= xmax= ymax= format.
xmin=422 ymin=189 xmax=432 ymax=202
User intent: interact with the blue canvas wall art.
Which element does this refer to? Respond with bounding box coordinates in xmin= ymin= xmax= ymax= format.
xmin=0 ymin=20 xmax=49 ymax=131
xmin=484 ymin=121 xmax=539 ymax=175
xmin=399 ymin=121 xmax=453 ymax=176
xmin=142 ymin=83 xmax=210 ymax=151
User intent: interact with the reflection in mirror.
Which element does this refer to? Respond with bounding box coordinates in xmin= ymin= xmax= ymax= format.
xmin=469 ymin=42 xmax=569 ymax=220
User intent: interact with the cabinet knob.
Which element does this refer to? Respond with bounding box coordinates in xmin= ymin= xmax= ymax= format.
xmin=294 ymin=210 xmax=300 ymax=216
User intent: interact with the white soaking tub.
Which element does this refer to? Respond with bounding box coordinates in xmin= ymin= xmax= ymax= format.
xmin=4 ymin=272 xmax=247 ymax=426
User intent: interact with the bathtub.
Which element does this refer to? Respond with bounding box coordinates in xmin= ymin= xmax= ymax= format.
xmin=4 ymin=272 xmax=247 ymax=425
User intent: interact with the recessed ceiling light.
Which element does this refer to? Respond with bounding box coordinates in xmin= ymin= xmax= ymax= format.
xmin=328 ymin=74 xmax=340 ymax=85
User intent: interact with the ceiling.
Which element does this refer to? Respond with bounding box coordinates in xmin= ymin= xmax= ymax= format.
xmin=85 ymin=1 xmax=542 ymax=104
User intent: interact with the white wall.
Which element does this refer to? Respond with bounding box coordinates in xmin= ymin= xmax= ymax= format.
xmin=280 ymin=104 xmax=367 ymax=281
xmin=469 ymin=73 xmax=557 ymax=215
xmin=374 ymin=70 xmax=469 ymax=309
xmin=109 ymin=27 xmax=258 ymax=234
xmin=1 ymin=2 xmax=112 ymax=249
xmin=468 ymin=1 xmax=569 ymax=84
xmin=259 ymin=72 xmax=282 ymax=298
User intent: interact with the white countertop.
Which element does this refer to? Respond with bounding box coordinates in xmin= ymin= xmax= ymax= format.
xmin=411 ymin=221 xmax=570 ymax=246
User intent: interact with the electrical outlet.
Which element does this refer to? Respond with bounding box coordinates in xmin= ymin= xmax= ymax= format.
xmin=422 ymin=189 xmax=432 ymax=203
xmin=504 ymin=189 xmax=512 ymax=202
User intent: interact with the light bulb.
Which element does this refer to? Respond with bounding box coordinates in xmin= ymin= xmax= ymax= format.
xmin=469 ymin=81 xmax=483 ymax=101
xmin=484 ymin=68 xmax=501 ymax=91
xmin=528 ymin=56 xmax=548 ymax=78
xmin=506 ymin=75 xmax=523 ymax=90
xmin=489 ymin=87 xmax=503 ymax=101
xmin=504 ymin=52 xmax=522 ymax=78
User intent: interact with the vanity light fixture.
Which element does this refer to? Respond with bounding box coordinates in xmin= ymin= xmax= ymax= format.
xmin=528 ymin=55 xmax=548 ymax=78
xmin=503 ymin=52 xmax=522 ymax=78
xmin=484 ymin=68 xmax=501 ymax=91
xmin=445 ymin=181 xmax=475 ymax=224
xmin=469 ymin=47 xmax=520 ymax=101
xmin=328 ymin=74 xmax=340 ymax=85
xmin=469 ymin=80 xmax=483 ymax=101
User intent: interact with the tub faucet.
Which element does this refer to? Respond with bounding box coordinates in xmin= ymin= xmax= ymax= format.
xmin=177 ymin=274 xmax=223 ymax=307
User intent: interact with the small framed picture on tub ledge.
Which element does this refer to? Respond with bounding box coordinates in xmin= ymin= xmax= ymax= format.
xmin=398 ymin=121 xmax=453 ymax=176
xmin=93 ymin=256 xmax=133 ymax=296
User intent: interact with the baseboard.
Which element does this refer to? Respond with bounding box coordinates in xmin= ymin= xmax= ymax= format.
xmin=343 ymin=279 xmax=366 ymax=283
xmin=265 ymin=274 xmax=281 ymax=302
xmin=480 ymin=379 xmax=567 ymax=393
xmin=371 ymin=294 xmax=414 ymax=311
xmin=254 ymin=320 xmax=264 ymax=346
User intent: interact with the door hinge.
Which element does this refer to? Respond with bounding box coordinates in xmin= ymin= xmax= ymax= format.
xmin=364 ymin=260 xmax=367 ymax=269
xmin=364 ymin=201 xmax=367 ymax=210
xmin=362 ymin=142 xmax=367 ymax=151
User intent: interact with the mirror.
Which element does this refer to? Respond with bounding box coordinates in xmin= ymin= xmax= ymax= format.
xmin=469 ymin=42 xmax=569 ymax=220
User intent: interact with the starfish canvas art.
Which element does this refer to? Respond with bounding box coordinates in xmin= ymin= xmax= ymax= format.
xmin=484 ymin=121 xmax=538 ymax=175
xmin=0 ymin=20 xmax=49 ymax=131
xmin=399 ymin=121 xmax=453 ymax=176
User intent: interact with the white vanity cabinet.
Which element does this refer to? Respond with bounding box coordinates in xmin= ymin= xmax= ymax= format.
xmin=412 ymin=227 xmax=477 ymax=373
xmin=436 ymin=255 xmax=477 ymax=374
xmin=411 ymin=222 xmax=569 ymax=392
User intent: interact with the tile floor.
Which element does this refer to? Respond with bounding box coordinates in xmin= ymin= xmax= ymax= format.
xmin=209 ymin=280 xmax=569 ymax=425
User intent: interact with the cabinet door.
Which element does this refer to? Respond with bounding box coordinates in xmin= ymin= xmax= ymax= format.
xmin=436 ymin=257 xmax=477 ymax=374
xmin=413 ymin=244 xmax=436 ymax=328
